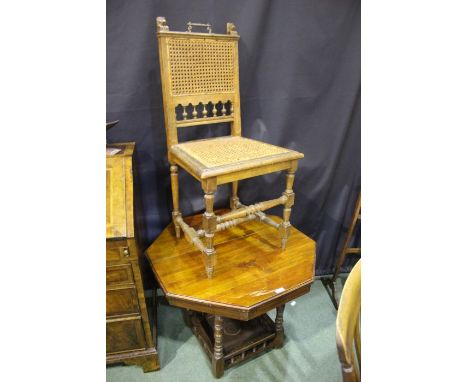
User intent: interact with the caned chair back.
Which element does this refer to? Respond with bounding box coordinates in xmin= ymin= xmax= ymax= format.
xmin=156 ymin=17 xmax=242 ymax=151
xmin=336 ymin=259 xmax=361 ymax=382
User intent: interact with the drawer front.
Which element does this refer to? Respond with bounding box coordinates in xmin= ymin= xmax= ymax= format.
xmin=106 ymin=264 xmax=133 ymax=286
xmin=107 ymin=286 xmax=140 ymax=317
xmin=106 ymin=245 xmax=131 ymax=263
xmin=106 ymin=316 xmax=146 ymax=354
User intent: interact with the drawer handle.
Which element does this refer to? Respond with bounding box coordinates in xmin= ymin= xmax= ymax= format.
xmin=123 ymin=248 xmax=130 ymax=257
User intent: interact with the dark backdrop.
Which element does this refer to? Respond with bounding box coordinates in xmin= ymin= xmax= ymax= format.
xmin=107 ymin=0 xmax=361 ymax=278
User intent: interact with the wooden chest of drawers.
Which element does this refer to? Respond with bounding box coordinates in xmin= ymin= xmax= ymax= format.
xmin=106 ymin=143 xmax=160 ymax=372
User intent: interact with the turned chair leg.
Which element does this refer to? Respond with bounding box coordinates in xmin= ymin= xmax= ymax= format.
xmin=280 ymin=166 xmax=296 ymax=249
xmin=203 ymin=179 xmax=217 ymax=278
xmin=230 ymin=181 xmax=239 ymax=210
xmin=212 ymin=315 xmax=224 ymax=378
xmin=170 ymin=165 xmax=181 ymax=239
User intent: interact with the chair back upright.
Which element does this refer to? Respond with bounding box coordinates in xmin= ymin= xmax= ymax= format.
xmin=336 ymin=259 xmax=361 ymax=382
xmin=156 ymin=17 xmax=242 ymax=155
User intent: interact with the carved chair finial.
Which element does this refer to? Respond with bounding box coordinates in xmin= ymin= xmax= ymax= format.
xmin=227 ymin=22 xmax=238 ymax=36
xmin=156 ymin=16 xmax=169 ymax=32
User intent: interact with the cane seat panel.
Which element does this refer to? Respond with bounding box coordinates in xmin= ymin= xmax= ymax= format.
xmin=170 ymin=136 xmax=303 ymax=179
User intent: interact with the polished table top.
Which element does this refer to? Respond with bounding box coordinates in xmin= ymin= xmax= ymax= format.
xmin=146 ymin=212 xmax=316 ymax=320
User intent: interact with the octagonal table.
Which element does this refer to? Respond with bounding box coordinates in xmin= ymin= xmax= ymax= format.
xmin=146 ymin=211 xmax=316 ymax=377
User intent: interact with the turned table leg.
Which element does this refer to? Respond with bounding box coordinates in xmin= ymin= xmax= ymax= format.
xmin=212 ymin=315 xmax=224 ymax=378
xmin=183 ymin=309 xmax=193 ymax=327
xmin=272 ymin=304 xmax=285 ymax=348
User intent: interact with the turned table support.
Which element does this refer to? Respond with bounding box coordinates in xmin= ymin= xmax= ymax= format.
xmin=272 ymin=304 xmax=285 ymax=348
xmin=212 ymin=315 xmax=224 ymax=378
xmin=185 ymin=306 xmax=288 ymax=378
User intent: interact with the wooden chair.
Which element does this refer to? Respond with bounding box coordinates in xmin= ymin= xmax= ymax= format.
xmin=336 ymin=259 xmax=361 ymax=382
xmin=156 ymin=17 xmax=304 ymax=278
xmin=322 ymin=191 xmax=361 ymax=309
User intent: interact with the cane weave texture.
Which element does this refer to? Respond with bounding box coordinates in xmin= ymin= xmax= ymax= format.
xmin=172 ymin=136 xmax=294 ymax=168
xmin=167 ymin=38 xmax=236 ymax=96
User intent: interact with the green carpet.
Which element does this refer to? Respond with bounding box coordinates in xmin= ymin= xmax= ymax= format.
xmin=107 ymin=278 xmax=346 ymax=381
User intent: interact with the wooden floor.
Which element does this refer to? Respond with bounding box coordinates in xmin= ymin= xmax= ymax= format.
xmin=146 ymin=212 xmax=316 ymax=318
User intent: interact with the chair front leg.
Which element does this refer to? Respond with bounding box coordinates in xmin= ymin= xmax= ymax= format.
xmin=280 ymin=164 xmax=297 ymax=250
xmin=170 ymin=165 xmax=181 ymax=239
xmin=202 ymin=179 xmax=217 ymax=278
